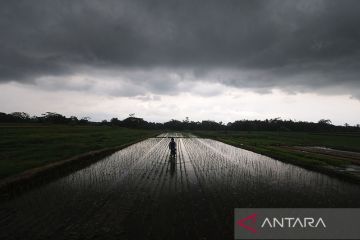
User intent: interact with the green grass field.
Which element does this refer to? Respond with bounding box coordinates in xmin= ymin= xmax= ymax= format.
xmin=199 ymin=130 xmax=359 ymax=149
xmin=193 ymin=131 xmax=360 ymax=180
xmin=0 ymin=124 xmax=158 ymax=179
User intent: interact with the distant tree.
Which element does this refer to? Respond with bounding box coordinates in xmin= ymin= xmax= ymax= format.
xmin=69 ymin=116 xmax=79 ymax=123
xmin=270 ymin=117 xmax=281 ymax=122
xmin=100 ymin=119 xmax=109 ymax=126
xmin=164 ymin=119 xmax=183 ymax=130
xmin=11 ymin=112 xmax=30 ymax=121
xmin=0 ymin=112 xmax=15 ymax=122
xmin=110 ymin=118 xmax=121 ymax=125
xmin=201 ymin=120 xmax=223 ymax=130
xmin=41 ymin=112 xmax=67 ymax=123
xmin=122 ymin=116 xmax=147 ymax=128
xmin=318 ymin=119 xmax=332 ymax=125
xmin=79 ymin=116 xmax=90 ymax=124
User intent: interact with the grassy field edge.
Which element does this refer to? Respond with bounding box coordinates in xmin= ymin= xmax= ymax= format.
xmin=0 ymin=124 xmax=160 ymax=179
xmin=0 ymin=133 xmax=159 ymax=198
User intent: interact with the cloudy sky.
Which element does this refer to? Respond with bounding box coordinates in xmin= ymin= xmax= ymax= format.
xmin=1 ymin=0 xmax=360 ymax=125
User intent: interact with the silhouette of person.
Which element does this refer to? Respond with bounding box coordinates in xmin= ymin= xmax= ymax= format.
xmin=169 ymin=138 xmax=177 ymax=156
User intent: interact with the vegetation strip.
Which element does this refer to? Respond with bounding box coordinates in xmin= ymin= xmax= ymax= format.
xmin=0 ymin=124 xmax=159 ymax=178
xmin=0 ymin=135 xmax=157 ymax=198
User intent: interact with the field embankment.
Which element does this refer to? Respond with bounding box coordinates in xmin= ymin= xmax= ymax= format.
xmin=0 ymin=124 xmax=158 ymax=179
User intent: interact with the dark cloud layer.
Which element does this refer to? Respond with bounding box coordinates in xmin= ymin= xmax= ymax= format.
xmin=1 ymin=0 xmax=360 ymax=98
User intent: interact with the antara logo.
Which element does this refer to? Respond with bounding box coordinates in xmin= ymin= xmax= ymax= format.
xmin=237 ymin=214 xmax=326 ymax=233
xmin=261 ymin=217 xmax=326 ymax=228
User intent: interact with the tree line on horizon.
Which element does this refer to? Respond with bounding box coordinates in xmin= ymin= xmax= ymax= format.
xmin=1 ymin=111 xmax=359 ymax=132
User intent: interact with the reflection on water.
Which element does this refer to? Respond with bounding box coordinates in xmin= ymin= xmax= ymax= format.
xmin=183 ymin=138 xmax=360 ymax=207
xmin=169 ymin=155 xmax=176 ymax=177
xmin=3 ymin=137 xmax=360 ymax=207
xmin=1 ymin=136 xmax=359 ymax=239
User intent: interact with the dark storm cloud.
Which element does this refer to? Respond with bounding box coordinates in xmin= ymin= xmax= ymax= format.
xmin=1 ymin=0 xmax=360 ymax=97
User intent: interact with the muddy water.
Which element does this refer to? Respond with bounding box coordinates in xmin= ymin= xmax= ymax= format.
xmin=1 ymin=134 xmax=360 ymax=240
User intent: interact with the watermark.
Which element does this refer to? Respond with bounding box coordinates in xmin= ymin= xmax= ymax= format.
xmin=234 ymin=208 xmax=360 ymax=239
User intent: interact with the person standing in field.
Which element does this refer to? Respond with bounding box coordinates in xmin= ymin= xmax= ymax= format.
xmin=169 ymin=138 xmax=177 ymax=156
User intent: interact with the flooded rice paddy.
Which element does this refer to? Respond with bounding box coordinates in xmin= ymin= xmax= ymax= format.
xmin=1 ymin=133 xmax=360 ymax=239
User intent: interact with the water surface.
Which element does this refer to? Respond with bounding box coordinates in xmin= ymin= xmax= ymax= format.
xmin=1 ymin=134 xmax=359 ymax=239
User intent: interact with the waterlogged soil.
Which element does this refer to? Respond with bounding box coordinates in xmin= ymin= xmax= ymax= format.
xmin=1 ymin=133 xmax=360 ymax=240
xmin=293 ymin=146 xmax=360 ymax=162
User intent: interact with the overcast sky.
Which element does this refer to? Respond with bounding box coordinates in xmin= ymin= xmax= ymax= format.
xmin=0 ymin=0 xmax=359 ymax=125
